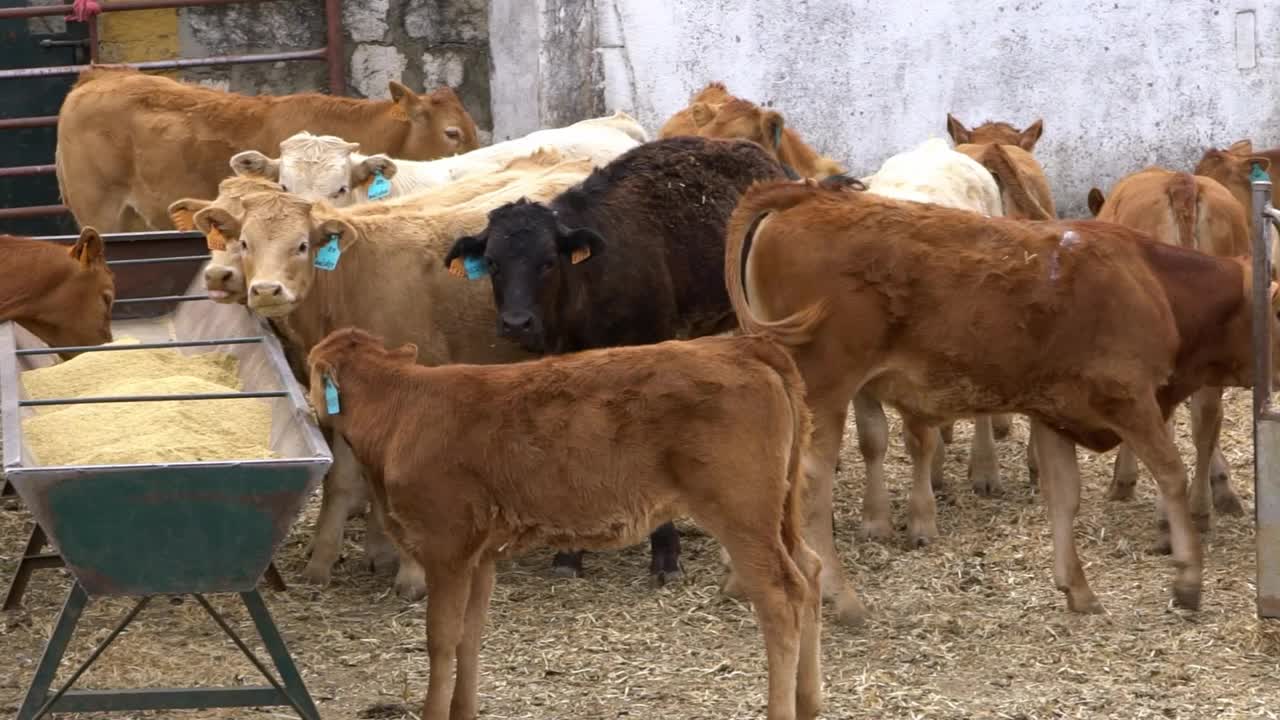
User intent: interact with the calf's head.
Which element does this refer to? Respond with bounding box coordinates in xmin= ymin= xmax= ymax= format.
xmin=390 ymin=82 xmax=479 ymax=160
xmin=170 ymin=176 xmax=283 ymax=305
xmin=230 ymin=132 xmax=401 ymax=207
xmin=12 ymin=228 xmax=115 ymax=353
xmin=443 ymin=198 xmax=603 ymax=353
xmin=1194 ymin=142 xmax=1272 ymax=212
xmin=946 ymin=113 xmax=1044 ymax=152
xmin=194 ymin=191 xmax=356 ymax=318
xmin=307 ymin=327 xmax=418 ymax=425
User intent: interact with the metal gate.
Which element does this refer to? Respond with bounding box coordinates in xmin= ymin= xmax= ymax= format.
xmin=1251 ymin=169 xmax=1280 ymax=619
xmin=0 ymin=0 xmax=345 ymax=232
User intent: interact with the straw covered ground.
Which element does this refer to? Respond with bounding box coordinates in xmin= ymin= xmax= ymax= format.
xmin=4 ymin=388 xmax=1280 ymax=719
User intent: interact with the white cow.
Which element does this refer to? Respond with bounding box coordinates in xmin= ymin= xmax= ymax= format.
xmin=227 ymin=111 xmax=647 ymax=206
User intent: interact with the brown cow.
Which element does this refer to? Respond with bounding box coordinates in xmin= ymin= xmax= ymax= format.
xmin=1087 ymin=168 xmax=1251 ymax=536
xmin=1193 ymin=139 xmax=1278 ymax=262
xmin=658 ymin=82 xmax=845 ymax=179
xmin=725 ymin=178 xmax=1280 ymax=622
xmin=305 ymin=327 xmax=822 ymax=720
xmin=1 ymin=228 xmax=114 ymax=356
xmin=56 ymin=66 xmax=480 ymax=232
xmin=946 ymin=113 xmax=1044 ymax=152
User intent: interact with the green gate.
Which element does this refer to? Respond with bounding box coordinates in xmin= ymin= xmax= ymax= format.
xmin=0 ymin=1 xmax=85 ymax=236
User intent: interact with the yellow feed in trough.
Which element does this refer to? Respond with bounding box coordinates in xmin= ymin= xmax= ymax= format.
xmin=20 ymin=338 xmax=275 ymax=466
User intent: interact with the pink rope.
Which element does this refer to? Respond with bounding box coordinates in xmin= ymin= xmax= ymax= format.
xmin=65 ymin=0 xmax=102 ymax=23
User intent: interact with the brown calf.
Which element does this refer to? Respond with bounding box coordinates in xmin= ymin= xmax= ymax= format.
xmin=1 ymin=228 xmax=114 ymax=355
xmin=56 ymin=66 xmax=479 ymax=232
xmin=1193 ymin=139 xmax=1278 ymax=263
xmin=725 ymin=179 xmax=1280 ymax=620
xmin=1088 ymin=167 xmax=1252 ymax=538
xmin=307 ymin=328 xmax=822 ymax=720
xmin=946 ymin=113 xmax=1044 ymax=152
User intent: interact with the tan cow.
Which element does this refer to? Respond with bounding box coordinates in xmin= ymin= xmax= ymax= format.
xmin=946 ymin=113 xmax=1045 ymax=152
xmin=1193 ymin=139 xmax=1278 ymax=263
xmin=1087 ymin=168 xmax=1251 ymax=538
xmin=1 ymin=228 xmax=114 ymax=356
xmin=191 ymin=159 xmax=591 ymax=599
xmin=658 ymin=82 xmax=845 ymax=179
xmin=725 ymin=178 xmax=1280 ymax=623
xmin=56 ymin=66 xmax=479 ymax=232
xmin=306 ymin=327 xmax=822 ymax=720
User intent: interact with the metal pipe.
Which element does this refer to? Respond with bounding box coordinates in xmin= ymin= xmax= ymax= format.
xmin=21 ymin=390 xmax=290 ymax=408
xmin=0 ymin=0 xmax=276 ymax=20
xmin=40 ymin=229 xmax=205 ymax=243
xmin=0 ymin=47 xmax=326 ymax=80
xmin=323 ymin=0 xmax=345 ymax=96
xmin=0 ymin=205 xmax=68 ymax=219
xmin=87 ymin=12 xmax=100 ymax=64
xmin=0 ymin=164 xmax=57 ymax=178
xmin=106 ymin=254 xmax=212 ymax=266
xmin=0 ymin=116 xmax=58 ymax=130
xmin=1253 ymin=176 xmax=1273 ymax=420
xmin=112 ymin=294 xmax=211 ymax=304
xmin=16 ymin=336 xmax=266 ymax=356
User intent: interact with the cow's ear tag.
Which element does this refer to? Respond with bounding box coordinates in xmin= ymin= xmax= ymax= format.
xmin=205 ymin=226 xmax=228 ymax=251
xmin=323 ymin=374 xmax=340 ymax=415
xmin=570 ymin=247 xmax=591 ymax=264
xmin=368 ymin=171 xmax=391 ymax=200
xmin=315 ymin=234 xmax=341 ymax=270
xmin=463 ymin=255 xmax=488 ymax=280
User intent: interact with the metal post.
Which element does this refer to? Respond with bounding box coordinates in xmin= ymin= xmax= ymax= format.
xmin=1252 ymin=172 xmax=1273 ymax=420
xmin=1252 ymin=168 xmax=1280 ymax=619
xmin=323 ymin=0 xmax=345 ymax=95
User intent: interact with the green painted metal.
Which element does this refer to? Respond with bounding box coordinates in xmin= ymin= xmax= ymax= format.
xmin=37 ymin=464 xmax=313 ymax=595
xmin=17 ymin=582 xmax=320 ymax=720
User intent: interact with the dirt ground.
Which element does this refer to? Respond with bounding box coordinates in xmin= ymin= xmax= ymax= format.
xmin=4 ymin=389 xmax=1280 ymax=719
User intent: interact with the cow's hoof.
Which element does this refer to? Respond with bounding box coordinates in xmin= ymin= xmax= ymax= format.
xmin=366 ymin=548 xmax=399 ymax=576
xmin=300 ymin=561 xmax=333 ymax=588
xmin=394 ymin=578 xmax=427 ymax=602
xmin=1191 ymin=511 xmax=1212 ymax=534
xmin=1150 ymin=535 xmax=1173 ymax=556
xmin=549 ymin=564 xmax=582 ymax=579
xmin=859 ymin=520 xmax=892 ymax=543
xmin=1214 ymin=491 xmax=1245 ymax=517
xmin=992 ymin=418 xmax=1013 ymax=440
xmin=969 ymin=469 xmax=1002 ymax=498
xmin=1105 ymin=483 xmax=1136 ymax=502
xmin=1064 ymin=588 xmax=1103 ymax=614
xmin=832 ymin=590 xmax=867 ymax=628
xmin=720 ymin=572 xmax=748 ymax=601
xmin=1173 ymin=582 xmax=1202 ymax=611
xmin=650 ymin=568 xmax=684 ymax=588
xmin=908 ymin=530 xmax=937 ymax=550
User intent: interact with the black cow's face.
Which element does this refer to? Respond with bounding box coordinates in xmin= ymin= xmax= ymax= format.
xmin=444 ymin=199 xmax=603 ymax=353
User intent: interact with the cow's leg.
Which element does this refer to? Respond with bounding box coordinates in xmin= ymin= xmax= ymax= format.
xmin=302 ymin=439 xmax=368 ymax=586
xmin=1029 ymin=420 xmax=1101 ymax=613
xmin=903 ymin=416 xmax=940 ymax=548
xmin=647 ymin=522 xmax=683 ymax=586
xmin=1210 ymin=445 xmax=1242 ymax=515
xmin=853 ymin=391 xmax=892 ymax=542
xmin=1190 ymin=385 xmax=1243 ymax=517
xmin=1026 ymin=433 xmax=1039 ymax=488
xmin=790 ymin=538 xmax=824 ymax=720
xmin=968 ymin=415 xmax=1002 ymax=497
xmin=450 ymin=557 xmax=495 ymax=720
xmin=362 ymin=499 xmax=399 ymax=575
xmin=1187 ymin=386 xmax=1229 ymax=531
xmin=801 ymin=394 xmax=864 ymax=625
xmin=930 ymin=427 xmax=946 ymax=493
xmin=1107 ymin=444 xmax=1140 ymax=501
xmin=1150 ymin=417 xmax=1180 ymax=555
xmin=421 ymin=562 xmax=474 ymax=720
xmin=992 ymin=413 xmax=1014 ymax=440
xmin=1118 ymin=406 xmax=1203 ymax=610
xmin=939 ymin=421 xmax=956 ymax=445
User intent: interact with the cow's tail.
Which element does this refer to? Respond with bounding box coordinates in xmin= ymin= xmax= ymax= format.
xmin=1167 ymin=171 xmax=1199 ymax=250
xmin=980 ymin=144 xmax=1052 ymax=220
xmin=725 ymin=180 xmax=832 ymax=346
xmin=773 ymin=341 xmax=814 ymax=571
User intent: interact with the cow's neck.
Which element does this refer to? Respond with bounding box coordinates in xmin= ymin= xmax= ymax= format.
xmin=0 ymin=238 xmax=74 ymax=326
xmin=331 ymin=361 xmax=441 ymax=469
xmin=259 ymin=97 xmax=411 ymax=156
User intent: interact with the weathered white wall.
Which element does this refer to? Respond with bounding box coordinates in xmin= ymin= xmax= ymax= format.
xmin=529 ymin=0 xmax=1280 ymax=218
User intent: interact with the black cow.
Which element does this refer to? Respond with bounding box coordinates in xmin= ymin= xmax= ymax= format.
xmin=444 ymin=135 xmax=788 ymax=585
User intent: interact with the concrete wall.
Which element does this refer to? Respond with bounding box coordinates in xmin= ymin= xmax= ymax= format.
xmin=515 ymin=0 xmax=1280 ymax=218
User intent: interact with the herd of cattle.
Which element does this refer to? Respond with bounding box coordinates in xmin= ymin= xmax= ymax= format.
xmin=5 ymin=66 xmax=1280 ymax=719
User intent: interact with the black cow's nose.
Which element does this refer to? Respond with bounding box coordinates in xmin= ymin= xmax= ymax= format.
xmin=501 ymin=311 xmax=534 ymax=335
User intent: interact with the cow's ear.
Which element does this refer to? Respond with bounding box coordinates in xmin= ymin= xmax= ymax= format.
xmin=315 ymin=218 xmax=358 ymax=252
xmin=69 ymin=227 xmax=106 ymax=269
xmin=230 ymin=151 xmax=281 ymax=180
xmin=946 ymin=113 xmax=970 ymax=145
xmin=689 ymin=102 xmax=716 ymax=128
xmin=168 ymin=198 xmax=211 ymax=231
xmin=352 ymin=155 xmax=398 ymax=187
xmin=389 ymin=81 xmax=425 ymax=119
xmin=194 ymin=207 xmax=242 ymax=250
xmin=444 ymin=233 xmax=488 ymax=279
xmin=556 ymin=224 xmax=604 ymax=265
xmin=1249 ymin=156 xmax=1272 ymax=173
xmin=761 ymin=110 xmax=785 ymax=149
xmin=1229 ymin=139 xmax=1254 ymax=155
xmin=1087 ymin=188 xmax=1106 ymax=217
xmin=390 ymin=342 xmax=418 ymax=363
xmin=1019 ymin=119 xmax=1044 ymax=151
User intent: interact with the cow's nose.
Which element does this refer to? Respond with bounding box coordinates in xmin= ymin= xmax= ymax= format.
xmin=501 ymin=311 xmax=534 ymax=335
xmin=207 ymin=267 xmax=232 ymax=283
xmin=250 ymin=281 xmax=284 ymax=298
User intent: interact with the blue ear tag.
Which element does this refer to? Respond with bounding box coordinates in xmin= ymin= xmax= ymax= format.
xmin=773 ymin=122 xmax=783 ymax=148
xmin=1252 ymin=162 xmax=1271 ymax=184
xmin=314 ymin=235 xmax=341 ymax=271
xmin=368 ymin=171 xmax=391 ymax=200
xmin=463 ymin=255 xmax=488 ymax=280
xmin=323 ymin=375 xmax=340 ymax=415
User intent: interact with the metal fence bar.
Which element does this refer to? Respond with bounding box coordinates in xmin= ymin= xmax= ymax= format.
xmin=42 ymin=230 xmax=206 ymax=243
xmin=0 ymin=116 xmax=59 ymax=130
xmin=0 ymin=48 xmax=327 ymax=81
xmin=0 ymin=165 xmax=56 ymax=178
xmin=0 ymin=205 xmax=67 ymax=220
xmin=0 ymin=0 xmax=277 ymax=19
xmin=21 ymin=390 xmax=289 ymax=407
xmin=113 ymin=294 xmax=211 ymax=305
xmin=17 ymin=336 xmax=266 ymax=356
xmin=106 ymin=254 xmax=212 ymax=266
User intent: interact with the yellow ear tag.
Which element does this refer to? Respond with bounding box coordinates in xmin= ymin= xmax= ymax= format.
xmin=170 ymin=208 xmax=196 ymax=231
xmin=570 ymin=247 xmax=591 ymax=264
xmin=206 ymin=226 xmax=228 ymax=251
xmin=447 ymin=257 xmax=468 ymax=278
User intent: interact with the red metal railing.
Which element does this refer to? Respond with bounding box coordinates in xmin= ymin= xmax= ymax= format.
xmin=0 ymin=0 xmax=345 ymax=220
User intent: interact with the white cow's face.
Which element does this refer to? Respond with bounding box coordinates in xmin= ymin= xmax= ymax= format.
xmin=278 ymin=155 xmax=357 ymax=206
xmin=230 ymin=132 xmax=396 ymax=208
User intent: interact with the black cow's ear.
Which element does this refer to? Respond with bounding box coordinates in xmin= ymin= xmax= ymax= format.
xmin=445 ymin=233 xmax=489 ymax=279
xmin=556 ymin=225 xmax=603 ymax=265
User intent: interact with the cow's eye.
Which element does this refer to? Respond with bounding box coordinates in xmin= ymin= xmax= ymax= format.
xmin=486 ymin=258 xmax=499 ymax=276
xmin=297 ymin=240 xmax=309 ymax=254
xmin=241 ymin=239 xmax=250 ymax=252
xmin=332 ymin=186 xmax=348 ymax=199
xmin=280 ymin=185 xmax=290 ymax=193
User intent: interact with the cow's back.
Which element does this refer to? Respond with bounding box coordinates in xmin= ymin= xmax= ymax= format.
xmin=559 ymin=136 xmax=787 ymax=340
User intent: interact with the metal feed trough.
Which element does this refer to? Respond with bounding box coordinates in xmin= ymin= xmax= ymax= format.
xmin=2 ymin=267 xmax=332 ymax=719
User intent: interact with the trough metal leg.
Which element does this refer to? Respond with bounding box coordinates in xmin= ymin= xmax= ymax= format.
xmin=1 ymin=476 xmax=14 ymax=497
xmin=3 ymin=521 xmax=288 ymax=608
xmin=14 ymin=584 xmax=320 ymax=720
